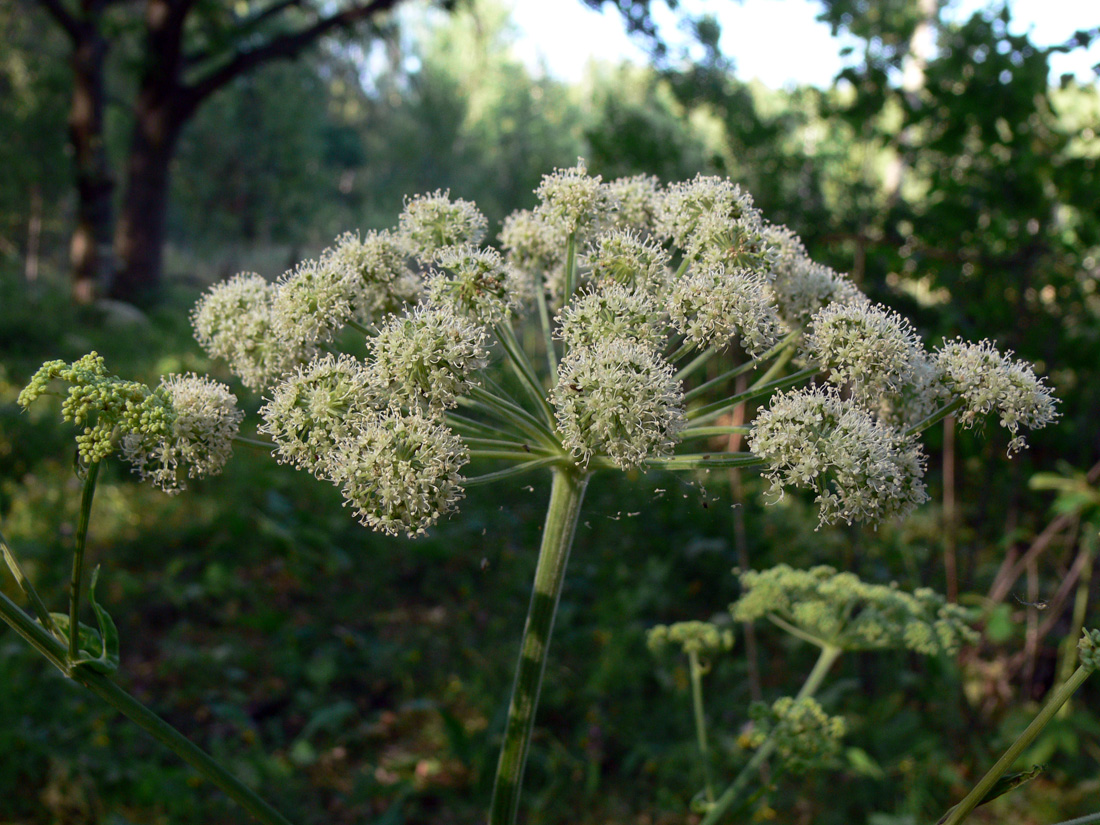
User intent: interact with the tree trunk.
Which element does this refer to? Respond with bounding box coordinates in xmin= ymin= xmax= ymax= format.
xmin=111 ymin=101 xmax=182 ymax=303
xmin=67 ymin=12 xmax=115 ymax=304
xmin=109 ymin=0 xmax=190 ymax=304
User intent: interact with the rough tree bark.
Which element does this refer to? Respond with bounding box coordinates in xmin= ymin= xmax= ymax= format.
xmin=38 ymin=0 xmax=116 ymax=303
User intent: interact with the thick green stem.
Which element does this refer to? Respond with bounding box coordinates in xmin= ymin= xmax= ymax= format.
xmin=69 ymin=460 xmax=101 ymax=662
xmin=688 ymin=650 xmax=716 ymax=805
xmin=489 ymin=467 xmax=589 ymax=825
xmin=699 ymin=644 xmax=842 ymax=825
xmin=0 ymin=591 xmax=296 ymax=825
xmin=937 ymin=663 xmax=1094 ymax=825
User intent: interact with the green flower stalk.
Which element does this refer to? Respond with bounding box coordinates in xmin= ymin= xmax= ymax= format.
xmin=937 ymin=629 xmax=1100 ymax=825
xmin=648 ymin=621 xmax=735 ymax=805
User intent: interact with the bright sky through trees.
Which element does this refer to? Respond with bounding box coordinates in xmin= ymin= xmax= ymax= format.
xmin=510 ymin=0 xmax=1100 ymax=87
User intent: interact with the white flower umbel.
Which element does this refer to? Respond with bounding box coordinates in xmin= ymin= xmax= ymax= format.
xmin=668 ymin=265 xmax=783 ymax=357
xmin=259 ymin=354 xmax=375 ymax=478
xmin=935 ymin=338 xmax=1059 ymax=454
xmin=499 ymin=208 xmax=565 ymax=280
xmin=583 ymin=229 xmax=671 ymax=297
xmin=683 ymin=203 xmax=772 ymax=273
xmin=429 ymin=245 xmax=529 ymax=325
xmin=272 ymin=256 xmax=357 ymax=348
xmin=327 ymin=407 xmax=468 ymax=538
xmin=806 ymin=302 xmax=948 ymax=423
xmin=121 ymin=374 xmax=244 ymax=494
xmin=764 ymin=226 xmax=868 ymax=328
xmin=605 ymin=174 xmax=662 ymax=235
xmin=749 ymin=387 xmax=929 ymax=527
xmin=325 ymin=230 xmax=421 ymax=322
xmin=534 ymin=159 xmax=607 ymax=236
xmin=368 ymin=304 xmax=490 ymax=412
xmin=192 ymin=273 xmax=312 ymax=391
xmin=657 ymin=174 xmax=757 ymax=251
xmin=399 ymin=190 xmax=488 ymax=260
xmin=551 ymin=339 xmax=685 ymax=470
xmin=557 ymin=283 xmax=666 ymax=351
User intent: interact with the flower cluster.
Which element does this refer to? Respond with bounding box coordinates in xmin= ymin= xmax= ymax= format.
xmin=368 ymin=304 xmax=489 ymax=412
xmin=121 ymin=374 xmax=244 ymax=494
xmin=19 ymin=353 xmax=173 ymax=465
xmin=19 ymin=354 xmax=241 ymax=492
xmin=764 ymin=226 xmax=866 ymax=328
xmin=647 ymin=621 xmax=734 ymax=658
xmin=748 ymin=387 xmax=929 ymax=527
xmin=327 ymin=408 xmax=468 ymax=537
xmin=745 ymin=697 xmax=846 ymax=773
xmin=192 ymin=273 xmax=312 ymax=391
xmin=668 ymin=265 xmax=782 ymax=357
xmin=604 ymin=174 xmax=662 ymax=234
xmin=657 ymin=175 xmax=758 ymax=255
xmin=398 ymin=190 xmax=488 ymax=259
xmin=1079 ymin=629 xmax=1100 ymax=671
xmin=935 ymin=338 xmax=1059 ymax=454
xmin=258 ymin=354 xmax=375 ymax=477
xmin=429 ymin=245 xmax=528 ymax=324
xmin=582 ymin=229 xmax=670 ymax=296
xmin=534 ymin=159 xmax=608 ymax=236
xmin=551 ymin=339 xmax=684 ymax=470
xmin=731 ymin=564 xmax=977 ymax=655
xmin=184 ymin=161 xmax=1060 ymax=539
xmin=806 ymin=302 xmax=950 ymax=426
xmin=556 ymin=283 xmax=664 ymax=350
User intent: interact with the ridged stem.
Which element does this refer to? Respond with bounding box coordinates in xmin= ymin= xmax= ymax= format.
xmin=489 ymin=467 xmax=589 ymax=825
xmin=937 ymin=663 xmax=1094 ymax=825
xmin=688 ymin=649 xmax=716 ymax=805
xmin=69 ymin=460 xmax=100 ymax=661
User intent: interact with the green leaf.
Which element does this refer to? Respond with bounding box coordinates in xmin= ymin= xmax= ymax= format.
xmin=976 ymin=764 xmax=1043 ymax=806
xmin=846 ymin=746 xmax=886 ymax=779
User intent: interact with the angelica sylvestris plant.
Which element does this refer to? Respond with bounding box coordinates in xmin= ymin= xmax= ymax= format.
xmin=0 ymin=161 xmax=1068 ymax=825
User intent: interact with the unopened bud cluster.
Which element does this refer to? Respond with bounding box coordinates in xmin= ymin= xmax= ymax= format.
xmin=647 ymin=621 xmax=735 ymax=658
xmin=732 ymin=564 xmax=977 ymax=654
xmin=19 ymin=353 xmax=241 ymax=493
xmin=746 ymin=696 xmax=846 ymax=773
